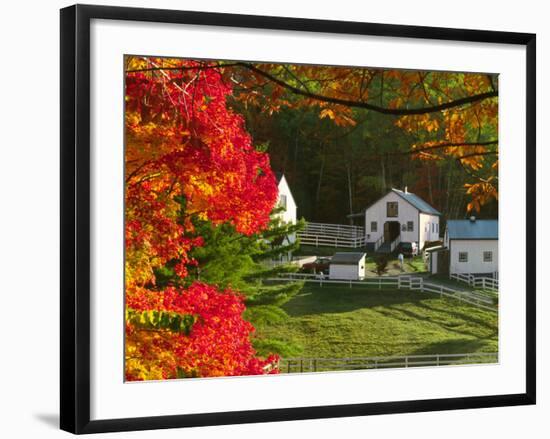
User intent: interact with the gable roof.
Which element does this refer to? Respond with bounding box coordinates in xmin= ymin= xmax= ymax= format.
xmin=330 ymin=252 xmax=366 ymax=265
xmin=274 ymin=172 xmax=284 ymax=184
xmin=391 ymin=189 xmax=441 ymax=215
xmin=351 ymin=188 xmax=441 ymax=218
xmin=446 ymin=219 xmax=498 ymax=240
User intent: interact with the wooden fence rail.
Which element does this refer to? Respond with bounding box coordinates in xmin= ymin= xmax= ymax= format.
xmin=270 ymin=274 xmax=497 ymax=311
xmin=297 ymin=232 xmax=365 ymax=248
xmin=297 ymin=221 xmax=365 ymax=248
xmin=280 ymin=352 xmax=498 ymax=373
xmin=300 ymin=221 xmax=364 ymax=235
xmin=450 ymin=273 xmax=499 ymax=291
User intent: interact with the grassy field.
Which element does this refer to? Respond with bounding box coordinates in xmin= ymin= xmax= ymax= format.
xmin=254 ymin=283 xmax=498 ymax=360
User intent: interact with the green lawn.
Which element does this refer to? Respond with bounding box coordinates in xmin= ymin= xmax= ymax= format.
xmin=254 ymin=283 xmax=498 ymax=361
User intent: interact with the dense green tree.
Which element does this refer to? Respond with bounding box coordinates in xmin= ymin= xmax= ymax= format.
xmin=153 ymin=202 xmax=306 ymax=357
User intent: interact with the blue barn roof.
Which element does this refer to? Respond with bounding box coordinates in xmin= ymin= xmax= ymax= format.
xmin=391 ymin=189 xmax=441 ymax=216
xmin=446 ymin=219 xmax=498 ymax=240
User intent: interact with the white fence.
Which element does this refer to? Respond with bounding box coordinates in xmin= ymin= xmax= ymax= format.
xmin=270 ymin=273 xmax=497 ymax=311
xmin=280 ymin=352 xmax=498 ymax=373
xmin=297 ymin=222 xmax=365 ymax=248
xmin=390 ymin=234 xmax=401 ymax=252
xmin=450 ymin=273 xmax=499 ymax=291
xmin=374 ymin=234 xmax=384 ymax=251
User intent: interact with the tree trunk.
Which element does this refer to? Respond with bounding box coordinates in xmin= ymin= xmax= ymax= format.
xmin=427 ymin=164 xmax=434 ymax=204
xmin=315 ymin=143 xmax=326 ymax=218
xmin=444 ymin=159 xmax=453 ymax=217
xmin=347 ymin=163 xmax=353 ymax=221
xmin=381 ymin=155 xmax=387 ymax=194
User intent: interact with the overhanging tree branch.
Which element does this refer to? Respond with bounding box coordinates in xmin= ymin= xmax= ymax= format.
xmin=236 ymin=63 xmax=498 ymax=116
xmin=127 ymin=61 xmax=499 ymax=116
xmin=456 ymin=151 xmax=498 ymax=160
xmin=398 ymin=140 xmax=498 ymax=156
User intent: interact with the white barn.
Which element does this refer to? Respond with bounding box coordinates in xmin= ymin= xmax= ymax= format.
xmin=361 ymin=188 xmax=441 ymax=252
xmin=444 ymin=218 xmax=498 ymax=275
xmin=329 ymin=252 xmax=367 ymax=280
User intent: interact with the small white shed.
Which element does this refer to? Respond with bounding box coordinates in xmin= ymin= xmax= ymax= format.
xmin=329 ymin=252 xmax=367 ymax=280
xmin=425 ymin=245 xmax=445 ymax=275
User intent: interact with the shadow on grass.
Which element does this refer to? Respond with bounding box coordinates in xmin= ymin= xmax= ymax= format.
xmin=415 ymin=301 xmax=498 ymax=332
xmin=408 ymin=338 xmax=498 ymax=356
xmin=379 ymin=305 xmax=497 ymax=339
xmin=282 ymin=286 xmax=430 ymax=318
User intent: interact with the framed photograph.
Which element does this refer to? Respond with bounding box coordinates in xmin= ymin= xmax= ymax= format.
xmin=60 ymin=4 xmax=536 ymax=434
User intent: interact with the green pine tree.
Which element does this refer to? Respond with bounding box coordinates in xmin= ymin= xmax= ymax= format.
xmin=153 ymin=202 xmax=306 ymax=358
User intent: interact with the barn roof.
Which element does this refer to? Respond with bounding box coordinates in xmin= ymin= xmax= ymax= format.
xmin=330 ymin=252 xmax=366 ymax=265
xmin=391 ymin=189 xmax=441 ymax=215
xmin=446 ymin=219 xmax=498 ymax=240
xmin=348 ymin=188 xmax=441 ymax=218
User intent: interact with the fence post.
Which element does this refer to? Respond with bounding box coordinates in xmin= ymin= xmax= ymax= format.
xmin=379 ymin=278 xmax=382 ymax=290
xmin=300 ymin=359 xmax=303 ymax=373
xmin=436 ymin=355 xmax=440 ymax=366
xmin=398 ymin=277 xmax=401 ymax=289
xmin=349 ymin=280 xmax=352 ymax=289
xmin=405 ymin=356 xmax=409 ymax=368
xmin=314 ymin=359 xmax=318 ymax=372
xmin=420 ymin=278 xmax=424 ymax=293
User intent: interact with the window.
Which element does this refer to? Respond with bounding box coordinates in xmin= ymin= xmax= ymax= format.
xmin=483 ymin=251 xmax=493 ymax=262
xmin=278 ymin=194 xmax=287 ymax=210
xmin=387 ymin=201 xmax=398 ymax=217
xmin=432 ymin=223 xmax=435 ymax=233
xmin=401 ymin=223 xmax=407 ymax=231
xmin=407 ymin=221 xmax=414 ymax=231
xmin=436 ymin=223 xmax=439 ymax=233
xmin=458 ymin=252 xmax=468 ymax=262
xmin=370 ymin=221 xmax=377 ymax=232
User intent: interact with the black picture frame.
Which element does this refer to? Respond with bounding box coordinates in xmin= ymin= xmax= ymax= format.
xmin=60 ymin=4 xmax=536 ymax=434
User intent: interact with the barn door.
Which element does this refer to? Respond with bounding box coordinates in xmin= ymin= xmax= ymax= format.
xmin=384 ymin=222 xmax=400 ymax=242
xmin=384 ymin=222 xmax=390 ymax=242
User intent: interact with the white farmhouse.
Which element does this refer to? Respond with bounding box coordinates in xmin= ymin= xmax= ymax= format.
xmin=275 ymin=172 xmax=297 ymax=228
xmin=361 ymin=188 xmax=441 ymax=252
xmin=272 ymin=172 xmax=297 ymax=262
xmin=444 ymin=218 xmax=498 ymax=275
xmin=329 ymin=252 xmax=367 ymax=280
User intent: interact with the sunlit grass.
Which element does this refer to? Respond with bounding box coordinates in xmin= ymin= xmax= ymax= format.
xmin=253 ymin=283 xmax=498 ymax=360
